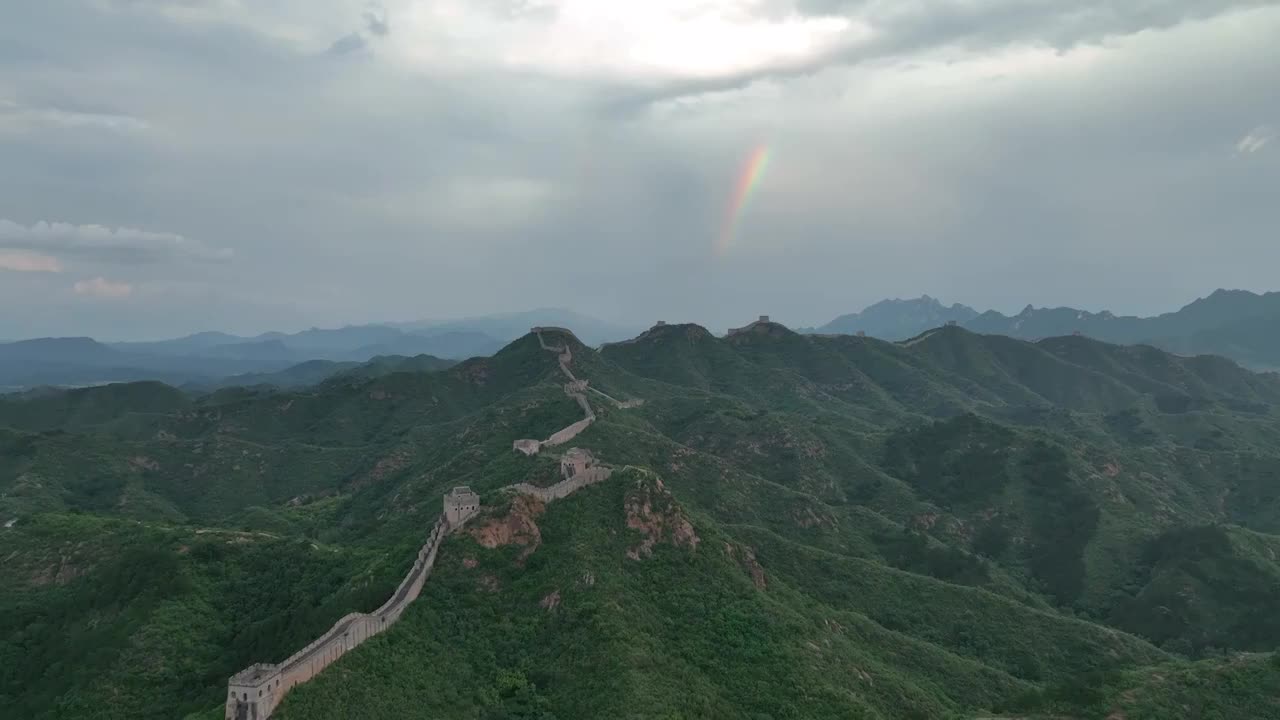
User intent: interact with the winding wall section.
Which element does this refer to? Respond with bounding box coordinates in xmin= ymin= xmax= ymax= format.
xmin=224 ymin=327 xmax=641 ymax=720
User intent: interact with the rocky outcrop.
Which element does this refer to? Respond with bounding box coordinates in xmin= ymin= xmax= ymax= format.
xmin=467 ymin=495 xmax=546 ymax=562
xmin=624 ymin=477 xmax=699 ymax=561
xmin=723 ymin=542 xmax=767 ymax=590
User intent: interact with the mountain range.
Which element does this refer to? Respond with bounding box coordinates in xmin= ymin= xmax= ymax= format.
xmin=3 ymin=320 xmax=1279 ymax=719
xmin=0 ymin=309 xmax=640 ymax=392
xmin=809 ymin=289 xmax=1280 ymax=371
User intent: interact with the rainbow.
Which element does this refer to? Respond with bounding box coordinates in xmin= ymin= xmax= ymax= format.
xmin=717 ymin=144 xmax=772 ymax=256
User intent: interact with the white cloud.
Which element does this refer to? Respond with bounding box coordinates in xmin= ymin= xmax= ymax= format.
xmin=74 ymin=277 xmax=135 ymax=298
xmin=0 ymin=100 xmax=149 ymax=133
xmin=390 ymin=0 xmax=859 ymax=80
xmin=0 ymin=219 xmax=231 ymax=263
xmin=1236 ymin=125 xmax=1275 ymax=154
xmin=0 ymin=250 xmax=62 ymax=273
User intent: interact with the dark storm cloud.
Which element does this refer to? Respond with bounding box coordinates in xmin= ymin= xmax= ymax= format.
xmin=364 ymin=6 xmax=390 ymax=36
xmin=327 ymin=33 xmax=368 ymax=55
xmin=0 ymin=0 xmax=1277 ymax=339
xmin=328 ymin=4 xmax=390 ymax=54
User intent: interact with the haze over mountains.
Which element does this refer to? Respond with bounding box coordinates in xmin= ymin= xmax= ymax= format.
xmin=5 ymin=290 xmax=1278 ymax=393
xmin=809 ymin=289 xmax=1280 ymax=371
xmin=0 ymin=309 xmax=640 ymax=391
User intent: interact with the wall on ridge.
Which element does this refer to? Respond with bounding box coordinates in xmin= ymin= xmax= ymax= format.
xmin=508 ymin=467 xmax=612 ymax=503
xmin=544 ymin=417 xmax=593 ymax=447
xmin=225 ymin=517 xmax=451 ymax=720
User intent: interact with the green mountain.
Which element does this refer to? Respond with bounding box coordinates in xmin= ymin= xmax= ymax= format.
xmin=186 ymin=354 xmax=458 ymax=392
xmin=0 ymin=325 xmax=497 ymax=391
xmin=3 ymin=323 xmax=1279 ymax=719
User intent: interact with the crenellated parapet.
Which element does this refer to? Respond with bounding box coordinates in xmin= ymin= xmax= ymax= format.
xmin=225 ymin=503 xmax=469 ymax=719
xmin=444 ymin=487 xmax=480 ymax=528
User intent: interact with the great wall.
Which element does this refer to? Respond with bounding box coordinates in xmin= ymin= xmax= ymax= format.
xmin=225 ymin=326 xmax=639 ymax=720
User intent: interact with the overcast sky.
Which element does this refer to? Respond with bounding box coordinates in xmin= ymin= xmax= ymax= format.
xmin=2 ymin=0 xmax=1278 ymax=340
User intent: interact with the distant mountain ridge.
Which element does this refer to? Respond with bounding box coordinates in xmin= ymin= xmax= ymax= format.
xmin=809 ymin=296 xmax=980 ymax=338
xmin=0 ymin=309 xmax=636 ymax=391
xmin=391 ymin=307 xmax=641 ymax=346
xmin=811 ymin=289 xmax=1280 ymax=370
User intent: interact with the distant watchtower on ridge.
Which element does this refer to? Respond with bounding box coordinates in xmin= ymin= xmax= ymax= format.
xmin=727 ymin=315 xmax=776 ymax=336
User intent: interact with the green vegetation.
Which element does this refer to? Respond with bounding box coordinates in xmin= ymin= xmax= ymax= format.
xmin=4 ymin=324 xmax=1280 ymax=718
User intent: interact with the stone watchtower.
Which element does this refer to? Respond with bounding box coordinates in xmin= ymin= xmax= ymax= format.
xmin=226 ymin=664 xmax=282 ymax=720
xmin=559 ymin=448 xmax=595 ymax=479
xmin=444 ymin=486 xmax=480 ymax=528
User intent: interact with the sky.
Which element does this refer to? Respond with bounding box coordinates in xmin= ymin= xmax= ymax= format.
xmin=2 ymin=0 xmax=1278 ymax=340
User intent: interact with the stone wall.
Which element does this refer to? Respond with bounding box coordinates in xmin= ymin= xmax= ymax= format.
xmin=513 ymin=439 xmax=541 ymax=456
xmin=543 ymin=416 xmax=593 ymax=447
xmin=226 ymin=514 xmax=455 ymax=719
xmin=225 ymin=325 xmax=641 ymax=720
xmin=507 ymin=467 xmax=613 ymax=503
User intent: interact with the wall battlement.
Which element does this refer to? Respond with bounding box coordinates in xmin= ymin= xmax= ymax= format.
xmin=225 ymin=325 xmax=642 ymax=720
xmin=225 ymin=502 xmax=461 ymax=719
xmin=507 ymin=466 xmax=613 ymax=504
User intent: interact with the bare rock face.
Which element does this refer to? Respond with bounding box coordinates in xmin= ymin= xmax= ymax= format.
xmin=539 ymin=589 xmax=561 ymax=612
xmin=456 ymin=359 xmax=491 ymax=386
xmin=128 ymin=456 xmax=160 ymax=472
xmin=624 ymin=476 xmax=699 ymax=561
xmin=357 ymin=449 xmax=411 ymax=488
xmin=723 ymin=542 xmax=767 ymax=590
xmin=791 ymin=504 xmax=836 ymax=529
xmin=467 ymin=495 xmax=546 ymax=563
xmin=31 ymin=553 xmax=85 ymax=587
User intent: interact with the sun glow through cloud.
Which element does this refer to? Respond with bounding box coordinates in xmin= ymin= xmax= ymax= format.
xmin=717 ymin=144 xmax=772 ymax=256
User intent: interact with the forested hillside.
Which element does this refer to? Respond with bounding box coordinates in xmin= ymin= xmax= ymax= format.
xmin=3 ymin=322 xmax=1279 ymax=719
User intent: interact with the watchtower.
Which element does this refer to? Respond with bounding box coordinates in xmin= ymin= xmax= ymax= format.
xmin=226 ymin=664 xmax=282 ymax=720
xmin=560 ymin=448 xmax=595 ymax=479
xmin=758 ymin=315 xmax=770 ymax=323
xmin=513 ymin=439 xmax=541 ymax=456
xmin=444 ymin=486 xmax=480 ymax=528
